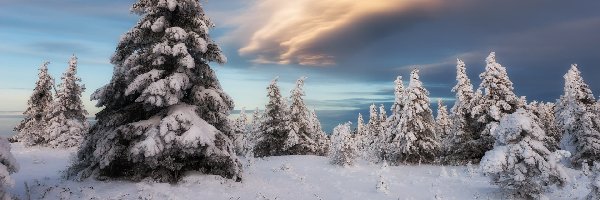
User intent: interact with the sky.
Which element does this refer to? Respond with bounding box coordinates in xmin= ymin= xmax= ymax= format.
xmin=1 ymin=0 xmax=600 ymax=132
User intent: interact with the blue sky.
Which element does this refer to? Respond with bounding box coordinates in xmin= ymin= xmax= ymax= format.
xmin=1 ymin=0 xmax=600 ymax=131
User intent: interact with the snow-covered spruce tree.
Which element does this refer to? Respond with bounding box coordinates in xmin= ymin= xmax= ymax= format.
xmin=555 ymin=64 xmax=600 ymax=167
xmin=355 ymin=113 xmax=366 ymax=148
xmin=239 ymin=108 xmax=261 ymax=157
xmin=287 ymin=77 xmax=328 ymax=156
xmin=382 ymin=76 xmax=405 ymax=162
xmin=445 ymin=59 xmax=478 ymax=164
xmin=67 ymin=0 xmax=242 ymax=182
xmin=393 ymin=69 xmax=439 ymax=164
xmin=232 ymin=107 xmax=248 ymax=156
xmin=12 ymin=62 xmax=55 ymax=146
xmin=0 ymin=138 xmax=18 ymax=200
xmin=377 ymin=104 xmax=390 ymax=159
xmin=527 ymin=101 xmax=561 ymax=151
xmin=329 ymin=122 xmax=359 ymax=166
xmin=44 ymin=56 xmax=89 ymax=148
xmin=357 ymin=113 xmax=365 ymax=136
xmin=363 ymin=103 xmax=384 ymax=162
xmin=379 ymin=104 xmax=387 ymax=127
xmin=308 ymin=109 xmax=329 ymax=155
xmin=587 ymin=162 xmax=600 ymax=200
xmin=470 ymin=52 xmax=521 ymax=163
xmin=481 ymin=108 xmax=570 ymax=199
xmin=254 ymin=78 xmax=293 ymax=157
xmin=435 ymin=99 xmax=451 ymax=150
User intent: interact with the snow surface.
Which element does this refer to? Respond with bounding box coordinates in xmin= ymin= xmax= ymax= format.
xmin=5 ymin=142 xmax=595 ymax=199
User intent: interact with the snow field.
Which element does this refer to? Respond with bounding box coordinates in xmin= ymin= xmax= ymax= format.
xmin=5 ymin=143 xmax=593 ymax=200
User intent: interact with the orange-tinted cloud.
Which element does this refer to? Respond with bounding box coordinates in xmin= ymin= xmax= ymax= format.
xmin=228 ymin=0 xmax=442 ymax=67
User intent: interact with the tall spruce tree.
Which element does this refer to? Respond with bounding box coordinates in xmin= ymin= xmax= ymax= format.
xmin=470 ymin=52 xmax=521 ymax=163
xmin=12 ymin=62 xmax=55 ymax=146
xmin=68 ymin=0 xmax=242 ymax=182
xmin=383 ymin=76 xmax=405 ymax=162
xmin=555 ymin=64 xmax=600 ymax=167
xmin=363 ymin=103 xmax=383 ymax=162
xmin=308 ymin=109 xmax=329 ymax=155
xmin=435 ymin=99 xmax=451 ymax=150
xmin=254 ymin=78 xmax=293 ymax=157
xmin=393 ymin=69 xmax=439 ymax=164
xmin=357 ymin=113 xmax=365 ymax=136
xmin=287 ymin=77 xmax=328 ymax=155
xmin=45 ymin=56 xmax=89 ymax=148
xmin=445 ymin=59 xmax=478 ymax=164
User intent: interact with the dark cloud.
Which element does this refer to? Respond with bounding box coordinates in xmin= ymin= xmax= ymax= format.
xmin=221 ymin=0 xmax=600 ymax=104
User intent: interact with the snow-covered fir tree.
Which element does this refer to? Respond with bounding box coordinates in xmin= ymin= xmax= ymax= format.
xmin=232 ymin=107 xmax=249 ymax=156
xmin=435 ymin=99 xmax=451 ymax=149
xmin=363 ymin=103 xmax=384 ymax=162
xmin=308 ymin=109 xmax=329 ymax=155
xmin=357 ymin=113 xmax=365 ymax=136
xmin=0 ymin=138 xmax=18 ymax=200
xmin=470 ymin=52 xmax=521 ymax=163
xmin=481 ymin=108 xmax=570 ymax=199
xmin=329 ymin=122 xmax=359 ymax=166
xmin=382 ymin=76 xmax=405 ymax=162
xmin=243 ymin=108 xmax=262 ymax=156
xmin=555 ymin=64 xmax=600 ymax=167
xmin=587 ymin=162 xmax=600 ymax=200
xmin=377 ymin=104 xmax=390 ymax=159
xmin=355 ymin=113 xmax=366 ymax=148
xmin=287 ymin=77 xmax=328 ymax=156
xmin=44 ymin=56 xmax=89 ymax=148
xmin=254 ymin=78 xmax=293 ymax=157
xmin=445 ymin=59 xmax=478 ymax=164
xmin=392 ymin=69 xmax=439 ymax=164
xmin=67 ymin=0 xmax=242 ymax=182
xmin=527 ymin=101 xmax=561 ymax=151
xmin=12 ymin=62 xmax=55 ymax=146
xmin=379 ymin=104 xmax=387 ymax=127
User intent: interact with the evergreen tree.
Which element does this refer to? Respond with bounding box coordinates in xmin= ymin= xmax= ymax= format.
xmin=527 ymin=101 xmax=561 ymax=151
xmin=243 ymin=108 xmax=262 ymax=157
xmin=364 ymin=103 xmax=384 ymax=162
xmin=357 ymin=113 xmax=365 ymax=136
xmin=587 ymin=162 xmax=600 ymax=200
xmin=68 ymin=0 xmax=242 ymax=182
xmin=383 ymin=76 xmax=405 ymax=162
xmin=329 ymin=122 xmax=358 ymax=166
xmin=445 ymin=59 xmax=478 ymax=164
xmin=287 ymin=77 xmax=328 ymax=155
xmin=555 ymin=64 xmax=600 ymax=167
xmin=379 ymin=104 xmax=387 ymax=126
xmin=254 ymin=78 xmax=293 ymax=157
xmin=481 ymin=109 xmax=570 ymax=199
xmin=393 ymin=69 xmax=439 ymax=164
xmin=45 ymin=56 xmax=89 ymax=148
xmin=470 ymin=52 xmax=521 ymax=163
xmin=0 ymin=138 xmax=18 ymax=200
xmin=355 ymin=113 xmax=366 ymax=154
xmin=308 ymin=109 xmax=329 ymax=155
xmin=232 ymin=108 xmax=248 ymax=156
xmin=12 ymin=62 xmax=55 ymax=146
xmin=435 ymin=99 xmax=451 ymax=150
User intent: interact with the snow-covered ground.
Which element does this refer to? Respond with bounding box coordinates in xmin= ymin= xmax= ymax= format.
xmin=7 ymin=143 xmax=591 ymax=200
